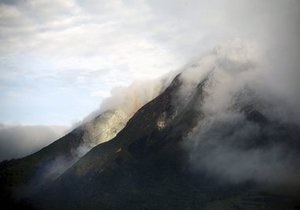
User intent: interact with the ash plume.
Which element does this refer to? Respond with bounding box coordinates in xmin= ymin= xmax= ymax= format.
xmin=175 ymin=40 xmax=300 ymax=188
xmin=80 ymin=73 xmax=176 ymax=148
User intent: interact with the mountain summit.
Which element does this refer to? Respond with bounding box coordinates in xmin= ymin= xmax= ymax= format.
xmin=1 ymin=41 xmax=300 ymax=210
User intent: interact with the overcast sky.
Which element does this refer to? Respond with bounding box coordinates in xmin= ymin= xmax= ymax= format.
xmin=0 ymin=0 xmax=299 ymax=126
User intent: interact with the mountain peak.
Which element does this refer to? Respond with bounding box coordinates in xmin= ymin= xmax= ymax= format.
xmin=1 ymin=44 xmax=300 ymax=209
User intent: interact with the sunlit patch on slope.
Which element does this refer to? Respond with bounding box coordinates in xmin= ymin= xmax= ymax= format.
xmin=156 ymin=112 xmax=167 ymax=130
xmin=83 ymin=109 xmax=128 ymax=147
xmin=80 ymin=71 xmax=176 ymax=148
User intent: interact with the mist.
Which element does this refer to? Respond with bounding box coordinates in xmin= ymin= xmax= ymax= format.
xmin=174 ymin=39 xmax=300 ymax=188
xmin=79 ymin=72 xmax=176 ymax=147
xmin=151 ymin=0 xmax=300 ymax=187
xmin=23 ymin=75 xmax=176 ymax=182
xmin=0 ymin=124 xmax=68 ymax=161
xmin=67 ymin=0 xmax=300 ymax=187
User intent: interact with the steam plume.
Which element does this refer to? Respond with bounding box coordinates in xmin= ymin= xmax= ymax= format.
xmin=175 ymin=40 xmax=300 ymax=188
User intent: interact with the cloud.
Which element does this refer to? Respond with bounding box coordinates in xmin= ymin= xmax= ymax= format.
xmin=0 ymin=0 xmax=299 ymax=130
xmin=0 ymin=124 xmax=68 ymax=161
xmin=80 ymin=71 xmax=176 ymax=147
xmin=0 ymin=0 xmax=184 ymax=125
xmin=175 ymin=39 xmax=300 ymax=188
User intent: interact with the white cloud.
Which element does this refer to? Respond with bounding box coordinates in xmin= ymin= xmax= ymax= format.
xmin=0 ymin=0 xmax=299 ymax=125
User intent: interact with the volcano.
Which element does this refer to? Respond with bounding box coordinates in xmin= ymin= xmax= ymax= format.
xmin=1 ymin=43 xmax=300 ymax=210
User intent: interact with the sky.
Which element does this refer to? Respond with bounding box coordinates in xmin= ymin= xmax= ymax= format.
xmin=0 ymin=0 xmax=299 ymax=126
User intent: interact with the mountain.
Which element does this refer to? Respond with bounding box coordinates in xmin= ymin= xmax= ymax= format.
xmin=0 ymin=125 xmax=67 ymax=162
xmin=0 ymin=109 xmax=141 ymax=209
xmin=32 ymin=71 xmax=300 ymax=210
xmin=1 ymin=44 xmax=300 ymax=209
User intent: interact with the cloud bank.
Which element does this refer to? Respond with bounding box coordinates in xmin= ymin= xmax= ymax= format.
xmin=0 ymin=124 xmax=68 ymax=161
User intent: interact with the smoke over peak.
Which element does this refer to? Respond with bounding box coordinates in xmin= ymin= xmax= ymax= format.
xmin=169 ymin=39 xmax=300 ymax=188
xmin=73 ymin=38 xmax=300 ymax=189
xmin=15 ymin=36 xmax=296 ymax=190
xmin=53 ymin=35 xmax=299 ymax=191
xmin=80 ymin=72 xmax=176 ymax=147
xmin=175 ymin=40 xmax=262 ymax=114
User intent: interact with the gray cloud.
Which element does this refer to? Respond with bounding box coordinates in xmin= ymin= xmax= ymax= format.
xmin=185 ymin=109 xmax=300 ymax=186
xmin=0 ymin=124 xmax=68 ymax=161
xmin=175 ymin=39 xmax=300 ymax=188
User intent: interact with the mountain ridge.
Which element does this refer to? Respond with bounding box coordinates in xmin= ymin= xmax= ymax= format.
xmin=1 ymin=43 xmax=300 ymax=209
xmin=26 ymin=71 xmax=300 ymax=209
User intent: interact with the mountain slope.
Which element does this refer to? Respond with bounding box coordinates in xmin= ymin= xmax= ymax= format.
xmin=2 ymin=42 xmax=300 ymax=209
xmin=0 ymin=127 xmax=84 ymax=208
xmin=28 ymin=71 xmax=300 ymax=210
xmin=0 ymin=110 xmax=142 ymax=208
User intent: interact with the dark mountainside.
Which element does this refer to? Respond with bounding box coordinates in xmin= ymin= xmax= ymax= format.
xmin=1 ymin=70 xmax=300 ymax=209
xmin=0 ymin=126 xmax=84 ymax=208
